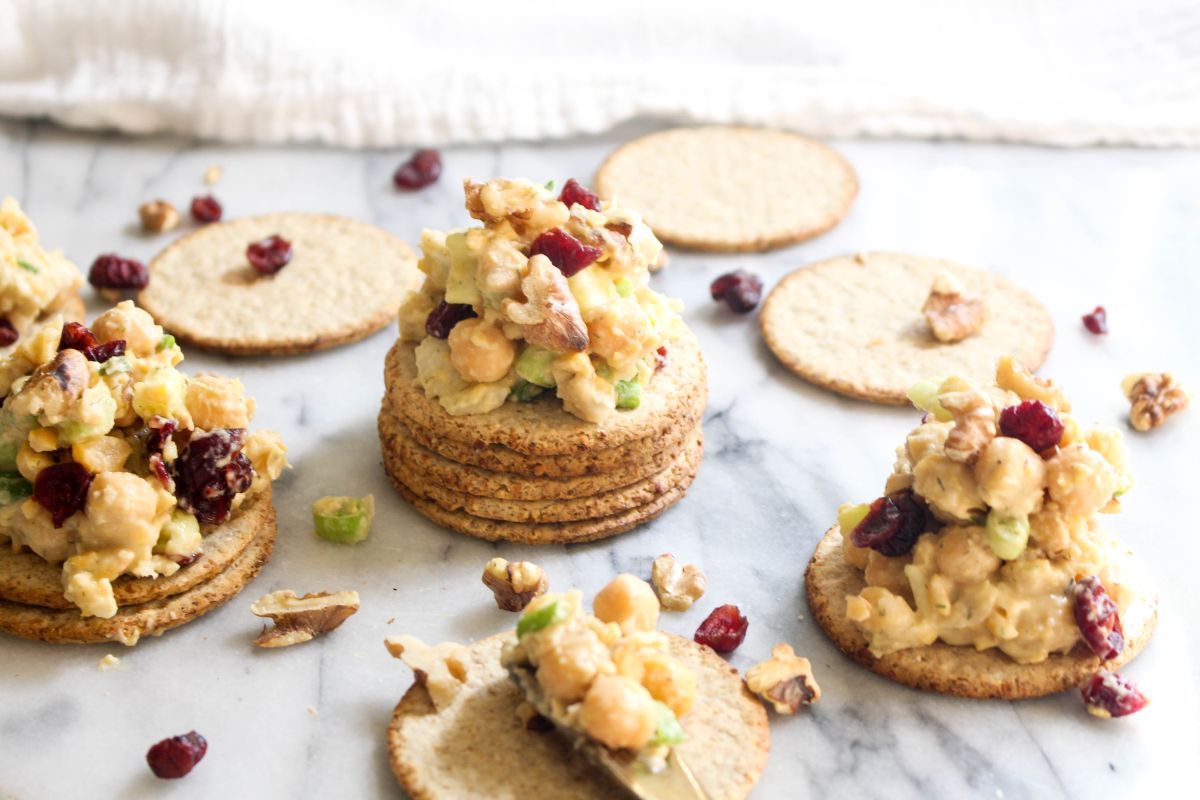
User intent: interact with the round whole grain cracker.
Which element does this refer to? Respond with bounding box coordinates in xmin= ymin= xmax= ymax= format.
xmin=386 ymin=327 xmax=707 ymax=455
xmin=383 ymin=456 xmax=697 ymax=545
xmin=391 ymin=431 xmax=702 ymax=523
xmin=0 ymin=487 xmax=270 ymax=609
xmin=387 ymin=633 xmax=769 ymax=800
xmin=0 ymin=496 xmax=276 ymax=645
xmin=594 ymin=126 xmax=857 ymax=252
xmin=378 ymin=406 xmax=692 ymax=499
xmin=805 ymin=525 xmax=1158 ymax=699
xmin=760 ymin=252 xmax=1055 ymax=404
xmin=138 ymin=213 xmax=420 ymax=355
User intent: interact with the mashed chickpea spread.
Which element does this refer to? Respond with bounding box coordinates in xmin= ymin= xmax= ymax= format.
xmin=397 ymin=178 xmax=682 ymax=423
xmin=0 ymin=198 xmax=83 ymax=341
xmin=502 ymin=574 xmax=696 ymax=758
xmin=0 ymin=301 xmax=286 ymax=618
xmin=841 ymin=357 xmax=1140 ymax=664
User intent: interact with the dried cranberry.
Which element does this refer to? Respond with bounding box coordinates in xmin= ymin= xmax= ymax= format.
xmin=999 ymin=400 xmax=1064 ymax=453
xmin=246 ymin=235 xmax=293 ymax=275
xmin=1080 ymin=670 xmax=1148 ymax=718
xmin=851 ymin=489 xmax=928 ymax=557
xmin=1072 ymin=576 xmax=1124 ymax=660
xmin=1082 ymin=306 xmax=1108 ymax=335
xmin=655 ymin=345 xmax=668 ymax=371
xmin=87 ymin=254 xmax=149 ymax=291
xmin=190 ymin=195 xmax=222 ymax=224
xmin=0 ymin=318 xmax=17 ymax=347
xmin=528 ymin=228 xmax=602 ymax=277
xmin=146 ymin=730 xmax=207 ymax=779
xmin=33 ymin=462 xmax=93 ymax=528
xmin=559 ymin=178 xmax=600 ymax=211
xmin=172 ymin=429 xmax=253 ymax=525
xmin=425 ymin=300 xmax=477 ymax=339
xmin=59 ymin=322 xmax=125 ymax=363
xmin=710 ymin=271 xmax=763 ymax=314
xmin=393 ymin=149 xmax=442 ymax=190
xmin=694 ymin=604 xmax=749 ymax=653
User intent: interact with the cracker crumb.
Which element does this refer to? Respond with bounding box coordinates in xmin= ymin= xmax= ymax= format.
xmin=386 ymin=617 xmax=396 ymax=624
xmin=98 ymin=654 xmax=121 ymax=671
xmin=307 ymin=706 xmax=319 ymax=717
xmin=204 ymin=165 xmax=222 ymax=185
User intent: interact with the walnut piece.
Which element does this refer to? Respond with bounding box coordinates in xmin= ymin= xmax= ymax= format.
xmin=482 ymin=558 xmax=548 ymax=611
xmin=250 ymin=590 xmax=360 ymax=648
xmin=138 ymin=199 xmax=180 ymax=234
xmin=650 ymin=554 xmax=707 ymax=611
xmin=744 ymin=644 xmax=821 ymax=714
xmin=996 ymin=356 xmax=1071 ymax=412
xmin=922 ymin=274 xmax=987 ymax=343
xmin=1123 ymin=372 xmax=1190 ymax=431
xmin=384 ymin=635 xmax=470 ymax=711
xmin=938 ymin=377 xmax=997 ymax=464
xmin=501 ymin=255 xmax=589 ymax=353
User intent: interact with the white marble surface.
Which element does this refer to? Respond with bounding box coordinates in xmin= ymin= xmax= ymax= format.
xmin=0 ymin=120 xmax=1197 ymax=800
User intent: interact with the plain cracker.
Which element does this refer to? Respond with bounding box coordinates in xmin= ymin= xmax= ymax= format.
xmin=760 ymin=252 xmax=1055 ymax=404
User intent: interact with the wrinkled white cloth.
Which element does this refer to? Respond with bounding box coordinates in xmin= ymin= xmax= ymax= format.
xmin=1 ymin=0 xmax=1198 ymax=148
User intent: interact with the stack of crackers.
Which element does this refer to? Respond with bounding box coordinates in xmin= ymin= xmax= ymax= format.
xmin=378 ymin=330 xmax=709 ymax=544
xmin=0 ymin=489 xmax=275 ymax=645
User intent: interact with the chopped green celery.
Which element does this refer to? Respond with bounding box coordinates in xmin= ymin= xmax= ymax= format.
xmin=313 ymin=494 xmax=376 ymax=544
xmin=0 ymin=409 xmax=36 ymax=471
xmin=99 ymin=356 xmax=132 ymax=376
xmin=986 ymin=512 xmax=1030 ymax=560
xmin=837 ymin=503 xmax=870 ymax=534
xmin=615 ymin=378 xmax=641 ymax=410
xmin=517 ymin=598 xmax=568 ymax=637
xmin=511 ymin=380 xmax=545 ymax=403
xmin=649 ymin=702 xmax=685 ymax=747
xmin=544 ymin=179 xmax=556 ymax=191
xmin=1114 ymin=472 xmax=1135 ymax=497
xmin=0 ymin=473 xmax=32 ymax=505
xmin=156 ymin=509 xmax=200 ymax=551
xmin=614 ymin=277 xmax=635 ymax=297
xmin=515 ymin=346 xmax=556 ymax=388
xmin=16 ymin=258 xmax=38 ymax=273
xmin=907 ymin=378 xmax=952 ymax=422
xmin=157 ymin=334 xmax=176 ymax=352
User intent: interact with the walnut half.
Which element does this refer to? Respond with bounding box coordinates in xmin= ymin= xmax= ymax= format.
xmin=922 ymin=273 xmax=987 ymax=343
xmin=650 ymin=554 xmax=706 ymax=611
xmin=384 ymin=635 xmax=470 ymax=711
xmin=250 ymin=590 xmax=360 ymax=648
xmin=744 ymin=644 xmax=821 ymax=714
xmin=138 ymin=199 xmax=180 ymax=234
xmin=482 ymin=558 xmax=548 ymax=611
xmin=1123 ymin=372 xmax=1190 ymax=431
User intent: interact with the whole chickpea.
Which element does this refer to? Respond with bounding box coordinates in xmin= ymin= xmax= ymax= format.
xmin=593 ymin=574 xmax=659 ymax=634
xmin=639 ymin=651 xmax=696 ymax=718
xmin=973 ymin=437 xmax=1046 ymax=518
xmin=534 ymin=627 xmax=610 ymax=704
xmin=448 ymin=318 xmax=516 ymax=383
xmin=933 ymin=526 xmax=1000 ymax=584
xmin=579 ymin=674 xmax=659 ymax=750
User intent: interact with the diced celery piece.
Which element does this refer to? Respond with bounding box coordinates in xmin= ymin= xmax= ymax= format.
xmin=0 ymin=473 xmax=32 ymax=505
xmin=157 ymin=334 xmax=176 ymax=352
xmin=155 ymin=509 xmax=201 ymax=555
xmin=986 ymin=512 xmax=1030 ymax=560
xmin=511 ymin=380 xmax=545 ymax=403
xmin=16 ymin=259 xmax=38 ymax=273
xmin=614 ymin=277 xmax=634 ymax=297
xmin=100 ymin=356 xmax=132 ymax=376
xmin=837 ymin=503 xmax=870 ymax=534
xmin=313 ymin=495 xmax=376 ymax=544
xmin=907 ymin=378 xmax=952 ymax=421
xmin=615 ymin=378 xmax=641 ymax=410
xmin=515 ymin=346 xmax=556 ymax=388
xmin=0 ymin=409 xmax=36 ymax=471
xmin=517 ymin=599 xmax=568 ymax=637
xmin=649 ymin=702 xmax=685 ymax=747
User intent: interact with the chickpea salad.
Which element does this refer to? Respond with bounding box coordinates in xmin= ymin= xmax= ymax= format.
xmin=0 ymin=301 xmax=287 ymax=619
xmin=501 ymin=575 xmax=696 ymax=764
xmin=397 ymin=178 xmax=683 ymax=423
xmin=0 ymin=198 xmax=83 ymax=344
xmin=839 ymin=357 xmax=1139 ymax=664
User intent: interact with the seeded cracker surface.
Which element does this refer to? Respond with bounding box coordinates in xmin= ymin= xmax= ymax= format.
xmin=595 ymin=126 xmax=857 ymax=252
xmin=387 ymin=633 xmax=769 ymax=800
xmin=805 ymin=525 xmax=1158 ymax=698
xmin=760 ymin=252 xmax=1055 ymax=404
xmin=0 ymin=486 xmax=270 ymax=609
xmin=139 ymin=214 xmax=421 ymax=355
xmin=0 ymin=487 xmax=275 ymax=644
